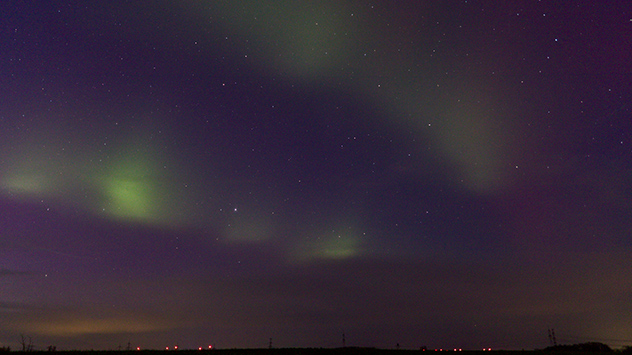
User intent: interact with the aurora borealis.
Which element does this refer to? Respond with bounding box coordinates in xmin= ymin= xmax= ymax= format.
xmin=2 ymin=0 xmax=632 ymax=351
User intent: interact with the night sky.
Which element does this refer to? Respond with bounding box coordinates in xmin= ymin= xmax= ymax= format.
xmin=2 ymin=0 xmax=632 ymax=351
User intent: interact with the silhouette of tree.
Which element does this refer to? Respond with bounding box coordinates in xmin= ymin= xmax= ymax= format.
xmin=19 ymin=335 xmax=33 ymax=352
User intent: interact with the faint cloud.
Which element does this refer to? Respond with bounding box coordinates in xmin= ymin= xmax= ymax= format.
xmin=222 ymin=212 xmax=274 ymax=244
xmin=0 ymin=301 xmax=30 ymax=313
xmin=28 ymin=316 xmax=175 ymax=336
xmin=0 ymin=268 xmax=32 ymax=277
xmin=289 ymin=230 xmax=362 ymax=264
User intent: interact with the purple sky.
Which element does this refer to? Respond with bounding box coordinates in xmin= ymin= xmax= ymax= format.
xmin=1 ymin=1 xmax=632 ymax=351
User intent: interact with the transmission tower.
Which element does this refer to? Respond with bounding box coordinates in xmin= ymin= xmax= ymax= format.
xmin=548 ymin=329 xmax=557 ymax=346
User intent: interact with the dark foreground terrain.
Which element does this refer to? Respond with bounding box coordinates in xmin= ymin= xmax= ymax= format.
xmin=16 ymin=348 xmax=618 ymax=355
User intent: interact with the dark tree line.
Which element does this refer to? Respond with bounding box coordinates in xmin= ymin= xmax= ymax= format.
xmin=544 ymin=342 xmax=613 ymax=352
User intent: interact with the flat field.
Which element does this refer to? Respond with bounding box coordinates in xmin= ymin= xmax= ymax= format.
xmin=29 ymin=349 xmax=609 ymax=355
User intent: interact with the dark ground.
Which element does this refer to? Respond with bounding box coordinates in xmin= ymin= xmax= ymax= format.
xmin=15 ymin=349 xmax=615 ymax=355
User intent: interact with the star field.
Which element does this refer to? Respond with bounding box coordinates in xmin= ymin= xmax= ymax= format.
xmin=1 ymin=0 xmax=632 ymax=351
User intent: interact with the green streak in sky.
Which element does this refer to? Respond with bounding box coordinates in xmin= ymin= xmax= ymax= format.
xmin=103 ymin=176 xmax=155 ymax=222
xmin=97 ymin=143 xmax=169 ymax=226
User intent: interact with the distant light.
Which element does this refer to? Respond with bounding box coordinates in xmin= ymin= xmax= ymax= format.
xmin=209 ymin=345 xmax=213 ymax=349
xmin=137 ymin=348 xmax=140 ymax=351
xmin=166 ymin=347 xmax=169 ymax=350
xmin=175 ymin=346 xmax=178 ymax=350
xmin=199 ymin=348 xmax=203 ymax=351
